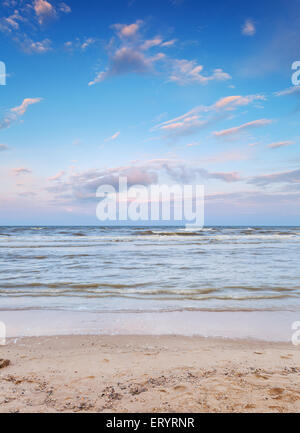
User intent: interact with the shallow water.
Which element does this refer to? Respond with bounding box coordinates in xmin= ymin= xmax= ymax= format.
xmin=0 ymin=226 xmax=299 ymax=313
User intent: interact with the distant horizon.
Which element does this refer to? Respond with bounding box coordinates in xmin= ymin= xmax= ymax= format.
xmin=1 ymin=224 xmax=299 ymax=228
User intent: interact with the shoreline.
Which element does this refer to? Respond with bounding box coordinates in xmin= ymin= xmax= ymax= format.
xmin=1 ymin=334 xmax=300 ymax=413
xmin=0 ymin=309 xmax=299 ymax=342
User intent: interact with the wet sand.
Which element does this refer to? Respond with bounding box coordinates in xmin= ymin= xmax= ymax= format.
xmin=1 ymin=334 xmax=300 ymax=413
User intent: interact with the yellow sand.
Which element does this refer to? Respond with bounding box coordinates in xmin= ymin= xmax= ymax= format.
xmin=0 ymin=335 xmax=300 ymax=413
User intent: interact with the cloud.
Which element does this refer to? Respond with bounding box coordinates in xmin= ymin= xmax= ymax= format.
xmin=46 ymin=159 xmax=243 ymax=205
xmin=59 ymin=2 xmax=71 ymax=14
xmin=0 ymin=97 xmax=42 ymax=130
xmin=34 ymin=0 xmax=56 ymax=24
xmin=161 ymin=39 xmax=177 ymax=47
xmin=0 ymin=9 xmax=24 ymax=34
xmin=239 ymin=15 xmax=300 ymax=77
xmin=105 ymin=131 xmax=120 ymax=142
xmin=141 ymin=37 xmax=163 ymax=50
xmin=248 ymin=169 xmax=300 ymax=186
xmin=213 ymin=119 xmax=273 ymax=138
xmin=48 ymin=171 xmax=65 ymax=181
xmin=22 ymin=38 xmax=52 ymax=53
xmin=13 ymin=167 xmax=32 ymax=175
xmin=186 ymin=142 xmax=201 ymax=147
xmin=268 ymin=141 xmax=294 ymax=149
xmin=64 ymin=37 xmax=96 ymax=51
xmin=0 ymin=0 xmax=70 ymax=53
xmin=213 ymin=94 xmax=266 ymax=110
xmin=81 ymin=38 xmax=95 ymax=50
xmin=0 ymin=144 xmax=9 ymax=151
xmin=11 ymin=98 xmax=42 ymax=116
xmin=89 ymin=46 xmax=165 ymax=85
xmin=111 ymin=20 xmax=143 ymax=39
xmin=89 ymin=21 xmax=228 ymax=87
xmin=153 ymin=94 xmax=266 ymax=140
xmin=274 ymin=86 xmax=300 ymax=97
xmin=141 ymin=37 xmax=177 ymax=51
xmin=242 ymin=19 xmax=256 ymax=36
xmin=169 ymin=59 xmax=231 ymax=85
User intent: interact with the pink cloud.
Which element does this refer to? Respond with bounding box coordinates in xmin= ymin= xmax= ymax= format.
xmin=268 ymin=141 xmax=294 ymax=149
xmin=213 ymin=119 xmax=273 ymax=138
xmin=11 ymin=98 xmax=42 ymax=116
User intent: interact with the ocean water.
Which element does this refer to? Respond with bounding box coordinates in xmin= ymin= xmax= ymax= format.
xmin=0 ymin=226 xmax=300 ymax=315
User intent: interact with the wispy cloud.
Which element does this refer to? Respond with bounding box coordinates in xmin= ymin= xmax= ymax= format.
xmin=105 ymin=131 xmax=120 ymax=142
xmin=242 ymin=19 xmax=256 ymax=36
xmin=213 ymin=94 xmax=265 ymax=110
xmin=13 ymin=167 xmax=32 ymax=175
xmin=267 ymin=140 xmax=294 ymax=149
xmin=248 ymin=169 xmax=300 ymax=186
xmin=169 ymin=59 xmax=231 ymax=85
xmin=11 ymin=98 xmax=42 ymax=116
xmin=274 ymin=86 xmax=300 ymax=97
xmin=213 ymin=119 xmax=273 ymax=138
xmin=0 ymin=97 xmax=42 ymax=130
xmin=64 ymin=37 xmax=96 ymax=51
xmin=153 ymin=94 xmax=266 ymax=140
xmin=48 ymin=171 xmax=65 ymax=181
xmin=24 ymin=38 xmax=52 ymax=53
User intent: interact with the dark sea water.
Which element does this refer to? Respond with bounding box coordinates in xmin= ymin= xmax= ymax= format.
xmin=0 ymin=226 xmax=300 ymax=314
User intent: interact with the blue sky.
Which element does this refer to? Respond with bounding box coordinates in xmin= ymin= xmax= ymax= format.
xmin=0 ymin=0 xmax=300 ymax=225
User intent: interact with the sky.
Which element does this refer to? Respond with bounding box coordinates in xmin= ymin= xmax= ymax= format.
xmin=0 ymin=0 xmax=300 ymax=225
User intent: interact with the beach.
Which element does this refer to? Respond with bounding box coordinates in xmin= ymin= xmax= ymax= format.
xmin=1 ymin=334 xmax=300 ymax=413
xmin=1 ymin=226 xmax=300 ymax=413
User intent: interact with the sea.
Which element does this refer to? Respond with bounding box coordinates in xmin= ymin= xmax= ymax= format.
xmin=0 ymin=226 xmax=299 ymax=340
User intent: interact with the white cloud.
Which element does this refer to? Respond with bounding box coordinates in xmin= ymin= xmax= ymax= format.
xmin=105 ymin=131 xmax=120 ymax=142
xmin=169 ymin=59 xmax=231 ymax=85
xmin=0 ymin=97 xmax=42 ymax=130
xmin=242 ymin=19 xmax=256 ymax=36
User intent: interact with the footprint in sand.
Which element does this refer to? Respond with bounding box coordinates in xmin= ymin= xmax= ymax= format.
xmin=173 ymin=385 xmax=187 ymax=392
xmin=269 ymin=387 xmax=284 ymax=397
xmin=280 ymin=354 xmax=293 ymax=359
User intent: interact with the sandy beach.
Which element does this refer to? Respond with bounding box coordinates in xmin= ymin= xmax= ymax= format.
xmin=1 ymin=334 xmax=300 ymax=413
